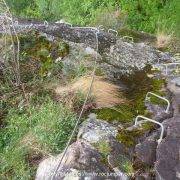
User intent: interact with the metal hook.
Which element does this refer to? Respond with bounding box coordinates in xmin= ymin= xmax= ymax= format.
xmin=14 ymin=20 xmax=18 ymax=26
xmin=108 ymin=29 xmax=118 ymax=36
xmin=145 ymin=92 xmax=170 ymax=113
xmin=98 ymin=25 xmax=104 ymax=31
xmin=44 ymin=20 xmax=49 ymax=28
xmin=134 ymin=115 xmax=164 ymax=144
xmin=122 ymin=36 xmax=134 ymax=42
xmin=29 ymin=23 xmax=33 ymax=29
xmin=64 ymin=22 xmax=72 ymax=28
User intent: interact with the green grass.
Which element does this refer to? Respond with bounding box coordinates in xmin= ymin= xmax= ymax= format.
xmin=0 ymin=99 xmax=77 ymax=179
xmin=94 ymin=140 xmax=111 ymax=157
xmin=117 ymin=155 xmax=134 ymax=175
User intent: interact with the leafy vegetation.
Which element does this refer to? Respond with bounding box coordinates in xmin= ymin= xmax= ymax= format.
xmin=7 ymin=0 xmax=179 ymax=35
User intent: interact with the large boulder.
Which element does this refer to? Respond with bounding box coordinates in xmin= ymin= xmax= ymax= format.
xmin=2 ymin=16 xmax=168 ymax=77
xmin=77 ymin=114 xmax=128 ymax=158
xmin=64 ymin=39 xmax=170 ymax=78
xmin=36 ymin=140 xmax=112 ymax=180
xmin=78 ymin=114 xmax=131 ymax=177
xmin=155 ymin=116 xmax=180 ymax=180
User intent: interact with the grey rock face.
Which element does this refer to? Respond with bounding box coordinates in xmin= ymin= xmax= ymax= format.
xmin=77 ymin=114 xmax=118 ymax=143
xmin=135 ymin=139 xmax=157 ymax=166
xmin=155 ymin=115 xmax=180 ymax=180
xmin=1 ymin=15 xmax=164 ymax=68
xmin=36 ymin=140 xmax=112 ymax=180
xmin=155 ymin=137 xmax=180 ymax=180
xmin=1 ymin=16 xmax=171 ymax=77
xmin=164 ymin=117 xmax=180 ymax=138
xmin=167 ymin=78 xmax=180 ymax=117
xmin=0 ymin=16 xmax=116 ymax=52
xmin=101 ymin=40 xmax=159 ymax=76
xmin=64 ymin=39 xmax=161 ymax=77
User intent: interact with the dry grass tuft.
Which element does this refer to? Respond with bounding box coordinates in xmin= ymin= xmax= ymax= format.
xmin=156 ymin=31 xmax=172 ymax=49
xmin=55 ymin=76 xmax=126 ymax=108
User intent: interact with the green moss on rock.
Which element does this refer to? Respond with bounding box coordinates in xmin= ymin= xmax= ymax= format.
xmin=94 ymin=72 xmax=167 ymax=124
xmin=19 ymin=31 xmax=69 ymax=80
xmin=93 ymin=104 xmax=134 ymax=123
xmin=116 ymin=128 xmax=145 ymax=147
xmin=93 ymin=140 xmax=111 ymax=167
xmin=116 ymin=122 xmax=154 ymax=147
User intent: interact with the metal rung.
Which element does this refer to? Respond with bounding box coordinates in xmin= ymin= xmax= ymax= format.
xmin=108 ymin=29 xmax=118 ymax=36
xmin=43 ymin=20 xmax=49 ymax=27
xmin=64 ymin=22 xmax=72 ymax=27
xmin=134 ymin=115 xmax=164 ymax=144
xmin=145 ymin=92 xmax=170 ymax=113
xmin=122 ymin=36 xmax=134 ymax=42
xmin=98 ymin=25 xmax=104 ymax=31
xmin=72 ymin=26 xmax=100 ymax=33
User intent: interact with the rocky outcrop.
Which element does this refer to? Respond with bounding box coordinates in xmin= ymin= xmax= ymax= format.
xmin=155 ymin=77 xmax=180 ymax=180
xmin=1 ymin=16 xmax=176 ymax=76
xmin=36 ymin=140 xmax=112 ymax=180
xmin=35 ymin=54 xmax=179 ymax=180
xmin=23 ymin=16 xmax=179 ymax=180
xmin=63 ymin=40 xmax=164 ymax=77
xmin=0 ymin=16 xmax=116 ymax=53
xmin=36 ymin=114 xmax=131 ymax=180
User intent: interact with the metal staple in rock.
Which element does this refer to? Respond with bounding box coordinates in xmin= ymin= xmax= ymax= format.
xmin=134 ymin=115 xmax=165 ymax=144
xmin=145 ymin=92 xmax=170 ymax=113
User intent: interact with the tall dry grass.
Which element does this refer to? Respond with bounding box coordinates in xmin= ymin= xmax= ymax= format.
xmin=156 ymin=31 xmax=172 ymax=49
xmin=55 ymin=76 xmax=126 ymax=108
